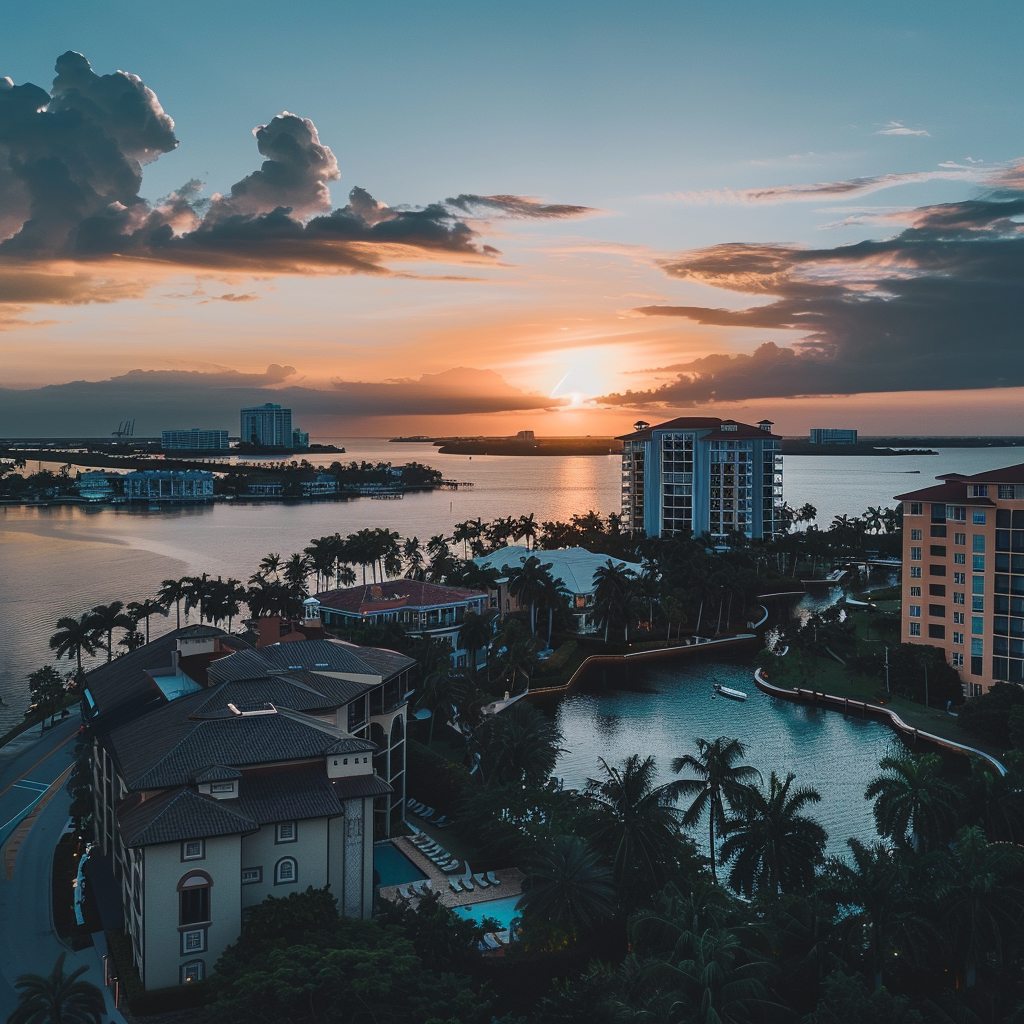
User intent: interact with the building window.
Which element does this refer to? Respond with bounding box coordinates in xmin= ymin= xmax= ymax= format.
xmin=910 ymin=547 xmax=922 ymax=561
xmin=928 ymin=624 xmax=946 ymax=640
xmin=954 ymin=552 xmax=966 ymax=564
xmin=954 ymin=572 xmax=966 ymax=585
xmin=210 ymin=782 xmax=235 ymax=795
xmin=972 ymin=616 xmax=984 ymax=635
xmin=910 ymin=622 xmax=921 ymax=636
xmin=909 ymin=502 xmax=923 ymax=515
xmin=275 ymin=822 xmax=297 ymax=844
xmin=974 ymin=511 xmax=987 ymax=525
xmin=973 ymin=596 xmax=984 ymax=612
xmin=998 ymin=485 xmax=1022 ymax=499
xmin=973 ymin=534 xmax=986 ymax=552
xmin=181 ymin=840 xmax=205 ymax=862
xmin=972 ymin=485 xmax=989 ymax=497
xmin=954 ymin=591 xmax=965 ymax=604
xmin=931 ymin=524 xmax=947 ymax=538
xmin=929 ymin=564 xmax=946 ymax=576
xmin=953 ymin=631 xmax=964 ymax=645
xmin=929 ymin=584 xmax=946 ymax=597
xmin=181 ymin=961 xmax=205 ymax=984
xmin=181 ymin=930 xmax=206 ymax=955
xmin=910 ymin=586 xmax=922 ymax=597
xmin=947 ymin=506 xmax=966 ymax=522
xmin=973 ymin=575 xmax=985 ymax=594
xmin=955 ymin=532 xmax=966 ymax=545
xmin=910 ymin=567 xmax=922 ymax=579
xmin=909 ymin=605 xmax=921 ymax=618
xmin=241 ymin=867 xmax=262 ymax=885
xmin=178 ymin=873 xmax=211 ymax=926
xmin=275 ymin=858 xmax=297 ymax=885
xmin=910 ymin=529 xmax=923 ymax=541
xmin=954 ymin=612 xmax=965 ymax=624
xmin=930 ymin=545 xmax=946 ymax=557
xmin=952 ymin=652 xmax=964 ymax=668
xmin=929 ymin=604 xmax=945 ymax=618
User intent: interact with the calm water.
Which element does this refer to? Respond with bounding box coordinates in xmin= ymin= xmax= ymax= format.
xmin=555 ymin=656 xmax=904 ymax=858
xmin=2 ymin=442 xmax=1022 ymax=725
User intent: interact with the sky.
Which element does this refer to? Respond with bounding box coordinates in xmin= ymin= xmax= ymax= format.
xmin=0 ymin=0 xmax=1021 ymax=438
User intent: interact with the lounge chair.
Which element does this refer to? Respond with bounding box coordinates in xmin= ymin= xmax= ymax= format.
xmin=435 ymin=819 xmax=452 ymax=829
xmin=472 ymin=873 xmax=489 ymax=888
xmin=412 ymin=880 xmax=432 ymax=897
xmin=430 ymin=815 xmax=447 ymax=826
xmin=430 ymin=851 xmax=451 ymax=864
xmin=448 ymin=878 xmax=464 ymax=894
xmin=485 ymin=871 xmax=501 ymax=886
xmin=409 ymin=800 xmax=425 ymax=815
xmin=410 ymin=833 xmax=430 ymax=846
xmin=419 ymin=806 xmax=435 ymax=819
xmin=481 ymin=933 xmax=502 ymax=950
xmin=396 ymin=884 xmax=412 ymax=901
xmin=439 ymin=858 xmax=461 ymax=872
xmin=406 ymin=797 xmax=417 ymax=808
xmin=420 ymin=842 xmax=441 ymax=855
xmin=460 ymin=877 xmax=474 ymax=892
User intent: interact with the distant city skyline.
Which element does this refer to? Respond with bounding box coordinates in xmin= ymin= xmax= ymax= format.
xmin=1 ymin=1 xmax=1020 ymax=436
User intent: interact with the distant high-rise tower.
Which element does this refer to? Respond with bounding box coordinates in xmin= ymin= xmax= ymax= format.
xmin=240 ymin=403 xmax=292 ymax=447
xmin=618 ymin=416 xmax=783 ymax=541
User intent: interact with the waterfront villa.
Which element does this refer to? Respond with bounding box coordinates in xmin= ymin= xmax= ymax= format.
xmin=315 ymin=581 xmax=490 ymax=669
xmin=473 ymin=546 xmax=644 ymax=633
xmin=83 ymin=625 xmax=414 ymax=991
xmin=618 ymin=416 xmax=784 ymax=541
xmin=898 ymin=463 xmax=1024 ymax=697
xmin=123 ymin=469 xmax=214 ymax=503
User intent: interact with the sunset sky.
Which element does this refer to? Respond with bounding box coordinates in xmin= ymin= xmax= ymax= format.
xmin=1 ymin=1 xmax=1021 ymax=438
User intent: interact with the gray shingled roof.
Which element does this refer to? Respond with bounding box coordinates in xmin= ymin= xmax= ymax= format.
xmin=332 ymin=774 xmax=393 ymax=801
xmin=190 ymin=764 xmax=243 ymax=783
xmin=117 ymin=787 xmax=258 ymax=847
xmin=109 ymin=700 xmax=378 ymax=791
xmin=233 ymin=765 xmax=347 ymax=824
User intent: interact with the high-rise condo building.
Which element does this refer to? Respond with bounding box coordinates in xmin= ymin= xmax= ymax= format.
xmin=897 ymin=463 xmax=1024 ymax=697
xmin=618 ymin=416 xmax=784 ymax=541
xmin=809 ymin=428 xmax=858 ymax=445
xmin=240 ymin=403 xmax=292 ymax=447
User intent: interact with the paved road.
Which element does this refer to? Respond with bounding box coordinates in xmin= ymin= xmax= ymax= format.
xmin=0 ymin=719 xmax=126 ymax=1022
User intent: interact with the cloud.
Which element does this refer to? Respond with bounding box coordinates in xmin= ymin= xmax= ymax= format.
xmin=0 ymin=52 xmax=596 ymax=303
xmin=662 ymin=166 xmax=991 ymax=205
xmin=603 ymin=171 xmax=1024 ymax=406
xmin=876 ymin=120 xmax=930 ymax=136
xmin=0 ymin=364 xmax=562 ymax=434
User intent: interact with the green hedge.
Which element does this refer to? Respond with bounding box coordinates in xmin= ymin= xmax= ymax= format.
xmin=406 ymin=739 xmax=475 ymax=814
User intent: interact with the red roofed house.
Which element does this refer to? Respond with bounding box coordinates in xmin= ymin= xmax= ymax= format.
xmin=315 ymin=581 xmax=490 ymax=669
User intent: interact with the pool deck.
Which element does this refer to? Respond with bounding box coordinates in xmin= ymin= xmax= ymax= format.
xmin=378 ymin=834 xmax=524 ymax=909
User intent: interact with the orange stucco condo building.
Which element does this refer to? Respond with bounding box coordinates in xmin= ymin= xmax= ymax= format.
xmin=897 ymin=464 xmax=1024 ymax=697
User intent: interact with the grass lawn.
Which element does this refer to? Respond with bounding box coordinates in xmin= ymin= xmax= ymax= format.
xmin=767 ymin=646 xmax=1005 ymax=760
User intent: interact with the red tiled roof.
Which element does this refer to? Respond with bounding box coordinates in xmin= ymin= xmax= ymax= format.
xmin=616 ymin=417 xmax=777 ymax=442
xmin=893 ymin=480 xmax=994 ymax=504
xmin=316 ymin=580 xmax=485 ymax=615
xmin=965 ymin=462 xmax=1024 ymax=484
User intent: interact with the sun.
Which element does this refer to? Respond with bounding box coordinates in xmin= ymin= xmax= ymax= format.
xmin=549 ymin=357 xmax=610 ymax=407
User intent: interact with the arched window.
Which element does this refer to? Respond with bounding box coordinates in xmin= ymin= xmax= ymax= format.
xmin=275 ymin=857 xmax=297 ymax=885
xmin=181 ymin=960 xmax=205 ymax=984
xmin=177 ymin=870 xmax=212 ymax=925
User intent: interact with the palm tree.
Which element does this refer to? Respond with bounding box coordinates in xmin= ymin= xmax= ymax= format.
xmin=258 ymin=552 xmax=283 ymax=580
xmin=9 ymin=952 xmax=106 ymax=1024
xmin=592 ymin=559 xmax=639 ymax=642
xmin=457 ymin=611 xmax=492 ymax=669
xmin=516 ymin=835 xmax=617 ymax=944
xmin=283 ymin=553 xmax=312 ymax=595
xmin=89 ymin=602 xmax=136 ymax=662
xmin=403 ymin=536 xmax=425 ymax=578
xmin=506 ymin=555 xmax=554 ymax=634
xmin=158 ymin=577 xmax=189 ymax=629
xmin=670 ymin=736 xmax=761 ymax=882
xmin=936 ymin=825 xmax=1024 ymax=987
xmin=518 ymin=512 xmax=538 ymax=551
xmin=49 ymin=614 xmax=102 ymax=672
xmin=493 ymin=631 xmax=541 ymax=695
xmin=865 ymin=752 xmax=960 ymax=851
xmin=415 ymin=663 xmax=466 ymax=749
xmin=819 ymin=838 xmax=918 ymax=990
xmin=582 ymin=754 xmax=690 ymax=908
xmin=537 ymin=572 xmax=570 ymax=647
xmin=471 ymin=700 xmax=563 ymax=786
xmin=642 ymin=925 xmax=775 ymax=1024
xmin=127 ymin=598 xmax=168 ymax=645
xmin=718 ymin=770 xmax=828 ymax=897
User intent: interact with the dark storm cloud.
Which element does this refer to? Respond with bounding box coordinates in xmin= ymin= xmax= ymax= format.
xmin=604 ymin=180 xmax=1024 ymax=406
xmin=0 ymin=52 xmax=597 ymax=298
xmin=0 ymin=365 xmax=561 ymax=435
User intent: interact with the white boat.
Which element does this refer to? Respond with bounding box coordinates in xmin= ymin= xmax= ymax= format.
xmin=713 ymin=682 xmax=747 ymax=702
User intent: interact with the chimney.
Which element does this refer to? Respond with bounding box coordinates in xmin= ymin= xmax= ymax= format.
xmin=758 ymin=419 xmax=774 ymax=433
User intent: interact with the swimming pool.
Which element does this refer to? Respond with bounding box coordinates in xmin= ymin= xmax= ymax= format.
xmin=373 ymin=842 xmax=427 ymax=888
xmin=451 ymin=895 xmax=522 ymax=929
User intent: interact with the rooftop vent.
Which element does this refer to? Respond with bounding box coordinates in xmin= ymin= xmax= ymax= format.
xmin=314 ymin=662 xmax=329 ymax=668
xmin=227 ymin=702 xmax=241 ymax=716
